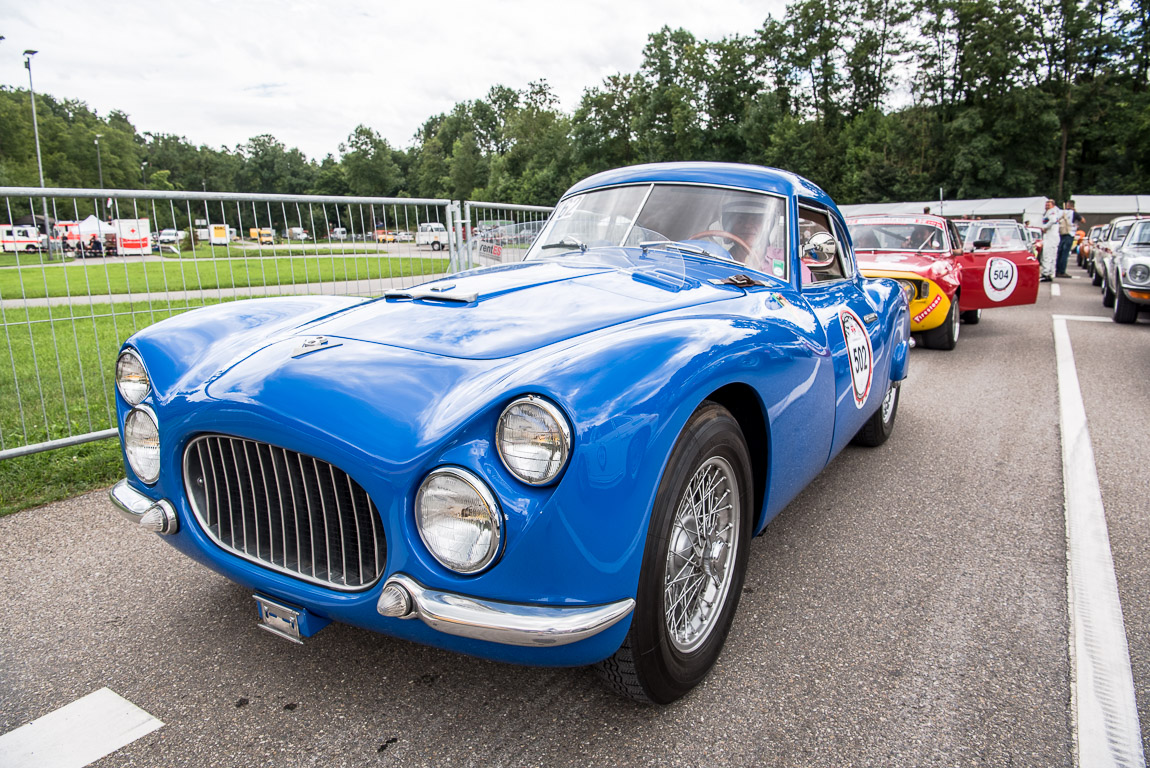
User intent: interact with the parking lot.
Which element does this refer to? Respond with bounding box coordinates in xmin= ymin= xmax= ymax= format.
xmin=0 ymin=273 xmax=1147 ymax=767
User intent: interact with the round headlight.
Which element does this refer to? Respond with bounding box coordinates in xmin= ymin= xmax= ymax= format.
xmin=116 ymin=349 xmax=150 ymax=405
xmin=1129 ymin=264 xmax=1150 ymax=284
xmin=896 ymin=280 xmax=915 ymax=301
xmin=496 ymin=396 xmax=571 ymax=485
xmin=415 ymin=467 xmax=502 ymax=574
xmin=124 ymin=406 xmax=160 ymax=484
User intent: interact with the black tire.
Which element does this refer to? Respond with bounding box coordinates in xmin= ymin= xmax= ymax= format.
xmin=960 ymin=308 xmax=982 ymax=325
xmin=1092 ymin=264 xmax=1102 ymax=285
xmin=1103 ymin=273 xmax=1116 ymax=308
xmin=921 ymin=297 xmax=960 ymax=350
xmin=596 ymin=402 xmax=752 ymax=704
xmin=431 ymin=241 xmax=442 ymax=251
xmin=1113 ymin=286 xmax=1140 ymax=324
xmin=853 ymin=381 xmax=900 ymax=447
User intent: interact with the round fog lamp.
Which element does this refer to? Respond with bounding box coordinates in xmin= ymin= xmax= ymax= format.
xmin=496 ymin=396 xmax=571 ymax=485
xmin=124 ymin=407 xmax=161 ymax=484
xmin=116 ymin=349 xmax=150 ymax=405
xmin=415 ymin=468 xmax=502 ymax=574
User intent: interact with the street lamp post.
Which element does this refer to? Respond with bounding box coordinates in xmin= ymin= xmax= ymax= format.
xmin=23 ymin=50 xmax=51 ymax=257
xmin=94 ymin=134 xmax=104 ymax=189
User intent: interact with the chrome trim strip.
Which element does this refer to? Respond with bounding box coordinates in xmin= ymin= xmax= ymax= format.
xmin=382 ymin=573 xmax=635 ymax=648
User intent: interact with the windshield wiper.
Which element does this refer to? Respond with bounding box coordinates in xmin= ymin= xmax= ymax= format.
xmin=540 ymin=236 xmax=586 ymax=252
xmin=639 ymin=240 xmax=709 ymax=256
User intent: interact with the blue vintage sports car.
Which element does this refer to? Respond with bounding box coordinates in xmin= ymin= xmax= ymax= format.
xmin=111 ymin=162 xmax=910 ymax=703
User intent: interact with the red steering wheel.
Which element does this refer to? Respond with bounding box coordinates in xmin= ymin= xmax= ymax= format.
xmin=688 ymin=229 xmax=752 ymax=258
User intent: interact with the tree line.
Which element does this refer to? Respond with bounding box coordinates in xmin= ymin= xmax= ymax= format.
xmin=1 ymin=0 xmax=1147 ymax=207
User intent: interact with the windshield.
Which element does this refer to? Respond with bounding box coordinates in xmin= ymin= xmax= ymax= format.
xmin=526 ymin=184 xmax=789 ymax=278
xmin=1111 ymin=223 xmax=1133 ymax=242
xmin=1125 ymin=221 xmax=1150 ymax=245
xmin=965 ymin=222 xmax=1029 ymax=249
xmin=847 ymin=219 xmax=946 ymax=252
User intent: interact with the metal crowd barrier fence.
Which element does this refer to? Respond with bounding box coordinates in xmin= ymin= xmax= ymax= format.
xmin=461 ymin=201 xmax=555 ymax=269
xmin=0 ymin=187 xmax=472 ymax=459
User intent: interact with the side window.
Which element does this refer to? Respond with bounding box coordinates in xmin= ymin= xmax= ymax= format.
xmin=947 ymin=220 xmax=962 ymax=251
xmin=799 ymin=206 xmax=848 ymax=285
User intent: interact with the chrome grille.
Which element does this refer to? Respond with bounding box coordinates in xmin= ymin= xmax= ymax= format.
xmin=183 ymin=435 xmax=385 ymax=591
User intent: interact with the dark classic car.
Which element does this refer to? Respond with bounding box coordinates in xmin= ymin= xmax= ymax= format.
xmin=110 ymin=162 xmax=910 ymax=703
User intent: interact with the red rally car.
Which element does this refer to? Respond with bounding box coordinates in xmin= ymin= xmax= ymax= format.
xmin=847 ymin=215 xmax=1039 ymax=350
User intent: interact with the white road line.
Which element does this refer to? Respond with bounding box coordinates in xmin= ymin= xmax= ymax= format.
xmin=0 ymin=688 xmax=162 ymax=768
xmin=1052 ymin=283 xmax=1062 ymax=297
xmin=1054 ymin=315 xmax=1145 ymax=768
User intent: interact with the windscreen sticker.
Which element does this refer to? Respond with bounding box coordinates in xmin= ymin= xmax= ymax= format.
xmin=840 ymin=309 xmax=873 ymax=409
xmin=983 ymin=257 xmax=1018 ymax=302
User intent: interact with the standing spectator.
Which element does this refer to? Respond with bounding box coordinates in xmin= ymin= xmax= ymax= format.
xmin=1055 ymin=200 xmax=1082 ymax=278
xmin=1039 ymin=198 xmax=1061 ymax=282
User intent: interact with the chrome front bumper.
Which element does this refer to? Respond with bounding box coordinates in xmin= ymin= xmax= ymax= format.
xmin=378 ymin=573 xmax=635 ymax=648
xmin=110 ymin=479 xmax=179 ymax=534
xmin=112 ymin=479 xmax=633 ymax=647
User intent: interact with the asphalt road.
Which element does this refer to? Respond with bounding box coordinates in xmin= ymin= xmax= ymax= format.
xmin=1 ymin=270 xmax=1147 ymax=767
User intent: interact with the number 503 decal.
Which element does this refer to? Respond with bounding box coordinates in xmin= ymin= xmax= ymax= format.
xmin=840 ymin=309 xmax=873 ymax=409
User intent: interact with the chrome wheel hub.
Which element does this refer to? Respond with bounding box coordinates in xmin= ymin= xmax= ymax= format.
xmin=664 ymin=456 xmax=741 ymax=653
xmin=881 ymin=384 xmax=897 ymax=423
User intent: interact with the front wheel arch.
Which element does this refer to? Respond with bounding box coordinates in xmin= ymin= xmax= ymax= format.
xmin=705 ymin=383 xmax=768 ymax=531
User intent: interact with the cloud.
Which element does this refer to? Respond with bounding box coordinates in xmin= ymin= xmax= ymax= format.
xmin=0 ymin=0 xmax=785 ymax=158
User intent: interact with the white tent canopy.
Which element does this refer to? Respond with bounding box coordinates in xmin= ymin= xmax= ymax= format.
xmin=75 ymin=214 xmax=116 ymax=238
xmin=840 ymin=194 xmax=1148 ymax=227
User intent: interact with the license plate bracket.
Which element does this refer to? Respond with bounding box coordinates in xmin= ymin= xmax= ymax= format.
xmin=254 ymin=595 xmax=304 ymax=644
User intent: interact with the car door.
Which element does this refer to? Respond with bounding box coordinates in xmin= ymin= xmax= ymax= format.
xmin=958 ymin=222 xmax=1040 ymax=310
xmin=796 ymin=204 xmax=886 ymax=458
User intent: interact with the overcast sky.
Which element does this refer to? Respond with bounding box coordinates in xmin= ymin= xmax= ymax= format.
xmin=0 ymin=0 xmax=786 ymax=159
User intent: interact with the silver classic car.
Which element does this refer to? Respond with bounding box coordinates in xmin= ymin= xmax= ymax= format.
xmin=1103 ymin=218 xmax=1150 ymax=323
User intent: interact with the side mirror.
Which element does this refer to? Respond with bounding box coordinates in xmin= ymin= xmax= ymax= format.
xmin=802 ymin=231 xmax=838 ymax=269
xmin=973 ymin=239 xmax=992 ymax=249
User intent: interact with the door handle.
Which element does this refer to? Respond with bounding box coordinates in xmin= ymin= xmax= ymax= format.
xmin=863 ymin=313 xmax=878 ymax=324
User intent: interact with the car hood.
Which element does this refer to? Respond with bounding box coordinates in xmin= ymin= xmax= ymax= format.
xmin=302 ymin=259 xmax=741 ymax=360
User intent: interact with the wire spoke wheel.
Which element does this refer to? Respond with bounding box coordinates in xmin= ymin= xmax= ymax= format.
xmin=664 ymin=456 xmax=740 ymax=653
xmin=595 ymin=401 xmax=753 ymax=704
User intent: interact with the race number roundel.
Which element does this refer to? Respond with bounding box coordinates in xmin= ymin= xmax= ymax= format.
xmin=983 ymin=257 xmax=1018 ymax=302
xmin=840 ymin=309 xmax=873 ymax=409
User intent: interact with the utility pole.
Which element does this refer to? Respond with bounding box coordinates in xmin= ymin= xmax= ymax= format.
xmin=94 ymin=134 xmax=104 ymax=188
xmin=24 ymin=49 xmax=51 ymax=258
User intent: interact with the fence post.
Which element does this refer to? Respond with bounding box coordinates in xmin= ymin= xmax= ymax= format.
xmin=463 ymin=201 xmax=473 ymax=270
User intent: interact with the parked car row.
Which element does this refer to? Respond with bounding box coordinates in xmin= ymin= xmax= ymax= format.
xmin=1083 ymin=215 xmax=1150 ymax=323
xmin=846 ymin=214 xmax=1039 ymax=350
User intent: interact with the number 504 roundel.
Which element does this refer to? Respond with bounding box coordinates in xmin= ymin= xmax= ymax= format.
xmin=840 ymin=309 xmax=873 ymax=409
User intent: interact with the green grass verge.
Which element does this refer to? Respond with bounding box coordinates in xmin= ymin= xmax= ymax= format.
xmin=0 ymin=254 xmax=448 ymax=299
xmin=0 ymin=299 xmax=223 ymax=516
xmin=0 ymin=439 xmax=122 ymax=517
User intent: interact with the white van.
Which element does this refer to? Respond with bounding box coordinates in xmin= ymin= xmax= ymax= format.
xmin=416 ymin=222 xmax=450 ymax=251
xmin=1 ymin=225 xmax=46 ymax=252
xmin=286 ymin=227 xmax=310 ymax=241
xmin=330 ymin=227 xmax=347 ymax=240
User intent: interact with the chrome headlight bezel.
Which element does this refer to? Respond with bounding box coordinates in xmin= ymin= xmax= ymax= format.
xmin=1127 ymin=262 xmax=1150 ymax=285
xmin=115 ymin=348 xmax=151 ymax=405
xmin=414 ymin=467 xmax=503 ymax=575
xmin=123 ymin=405 xmax=161 ymax=485
xmin=495 ymin=396 xmax=572 ymax=486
